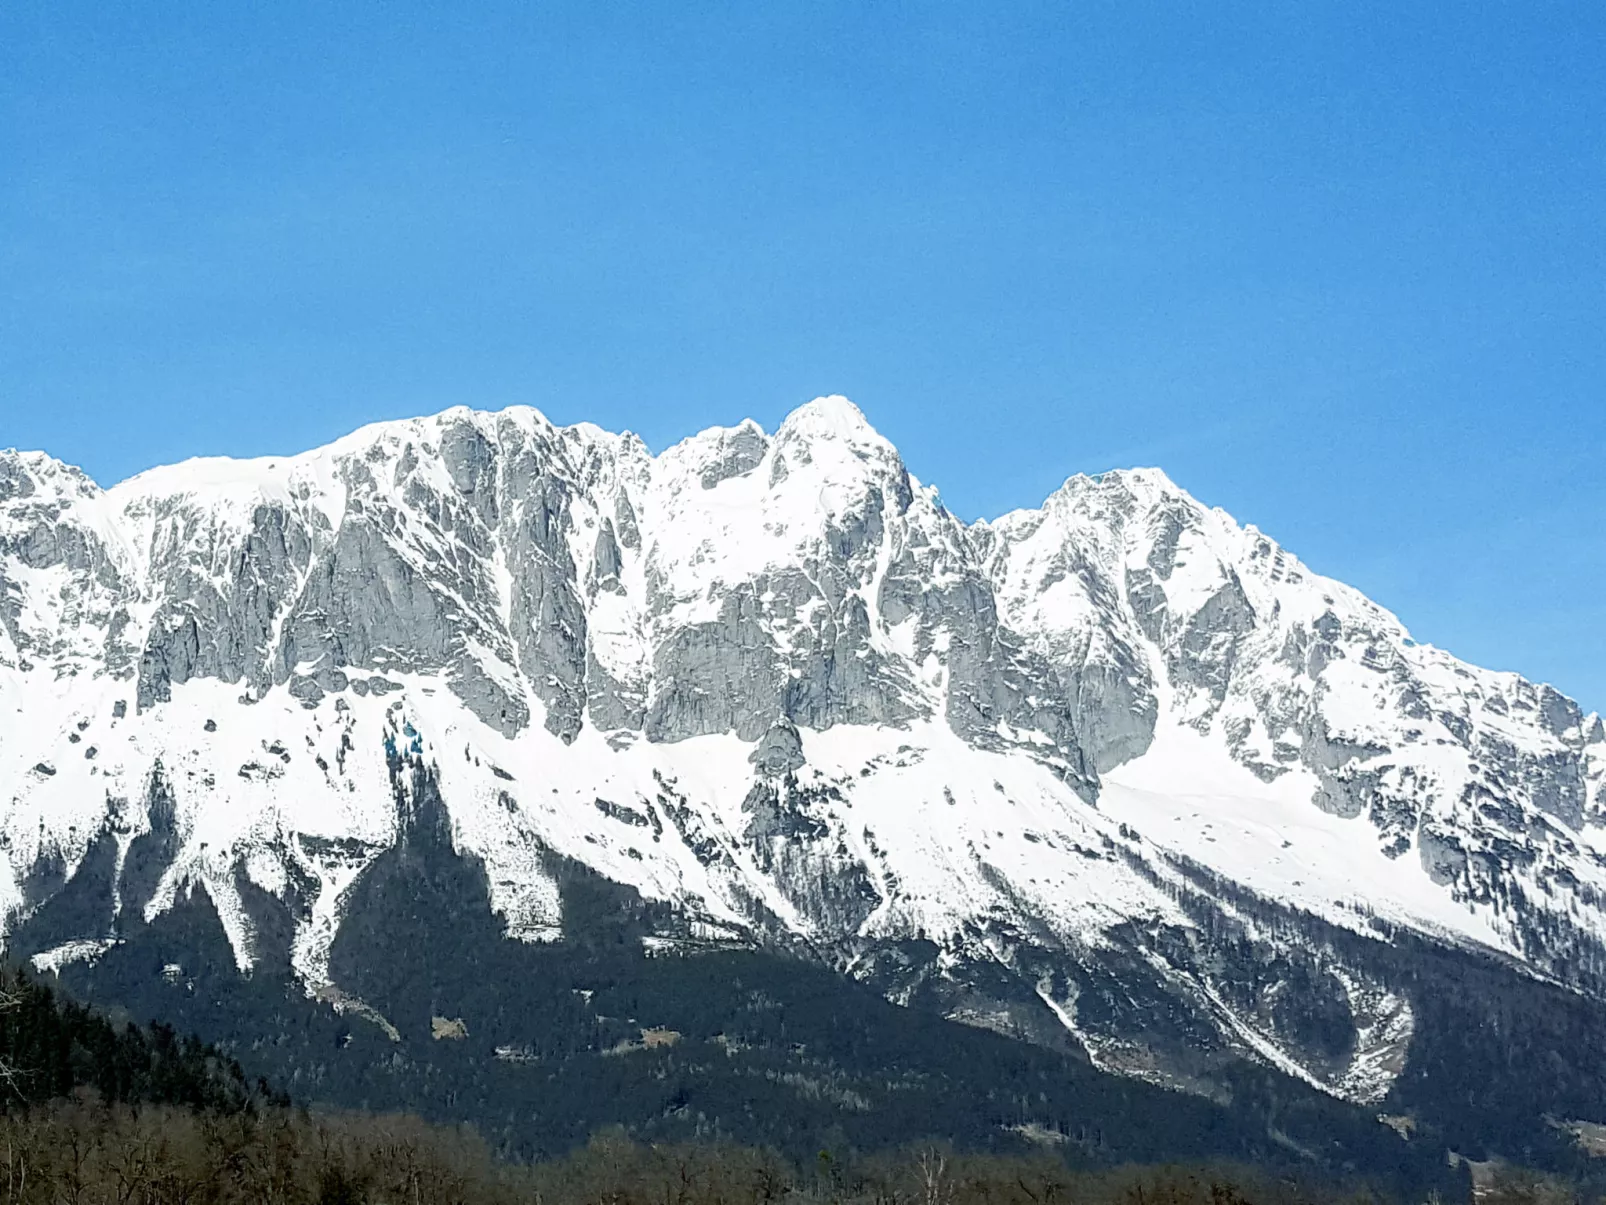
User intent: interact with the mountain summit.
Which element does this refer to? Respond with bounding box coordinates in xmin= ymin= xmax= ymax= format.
xmin=2 ymin=398 xmax=1603 ymax=1115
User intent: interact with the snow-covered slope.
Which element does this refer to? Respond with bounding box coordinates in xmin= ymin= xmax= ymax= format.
xmin=2 ymin=398 xmax=1602 ymax=1107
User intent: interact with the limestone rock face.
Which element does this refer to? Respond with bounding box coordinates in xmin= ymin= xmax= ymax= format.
xmin=2 ymin=398 xmax=1603 ymax=1110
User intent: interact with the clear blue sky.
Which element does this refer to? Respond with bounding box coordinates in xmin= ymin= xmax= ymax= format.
xmin=2 ymin=4 xmax=1602 ymax=711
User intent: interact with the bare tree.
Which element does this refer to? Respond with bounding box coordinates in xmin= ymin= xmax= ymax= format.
xmin=0 ymin=986 xmax=27 ymax=1104
xmin=917 ymin=1147 xmax=952 ymax=1205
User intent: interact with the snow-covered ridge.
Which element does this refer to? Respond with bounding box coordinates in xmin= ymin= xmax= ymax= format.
xmin=2 ymin=397 xmax=1602 ymax=1105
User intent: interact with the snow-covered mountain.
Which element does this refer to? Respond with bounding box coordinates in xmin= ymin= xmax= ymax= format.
xmin=3 ymin=397 xmax=1603 ymax=1109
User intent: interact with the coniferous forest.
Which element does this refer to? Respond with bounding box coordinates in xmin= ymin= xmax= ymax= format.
xmin=0 ymin=949 xmax=1593 ymax=1205
xmin=0 ymin=966 xmax=1476 ymax=1205
xmin=0 ymin=967 xmax=1444 ymax=1205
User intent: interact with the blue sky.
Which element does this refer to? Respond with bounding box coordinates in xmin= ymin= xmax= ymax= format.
xmin=2 ymin=4 xmax=1602 ymax=710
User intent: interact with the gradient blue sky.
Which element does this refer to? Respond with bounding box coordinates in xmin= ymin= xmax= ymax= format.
xmin=2 ymin=4 xmax=1602 ymax=710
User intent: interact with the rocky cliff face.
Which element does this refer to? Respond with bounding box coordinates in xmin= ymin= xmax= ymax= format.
xmin=2 ymin=397 xmax=1603 ymax=1110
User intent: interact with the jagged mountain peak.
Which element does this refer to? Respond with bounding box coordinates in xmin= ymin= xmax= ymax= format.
xmin=776 ymin=393 xmax=884 ymax=443
xmin=0 ymin=448 xmax=103 ymax=503
xmin=657 ymin=397 xmax=904 ymax=496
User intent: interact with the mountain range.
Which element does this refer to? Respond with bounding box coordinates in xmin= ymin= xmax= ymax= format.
xmin=2 ymin=397 xmax=1603 ymax=1172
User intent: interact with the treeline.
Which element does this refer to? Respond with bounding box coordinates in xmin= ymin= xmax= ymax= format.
xmin=0 ymin=1102 xmax=1404 ymax=1205
xmin=0 ymin=967 xmax=279 ymax=1113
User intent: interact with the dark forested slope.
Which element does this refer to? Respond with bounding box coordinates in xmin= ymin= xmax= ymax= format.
xmin=0 ymin=965 xmax=274 ymax=1112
